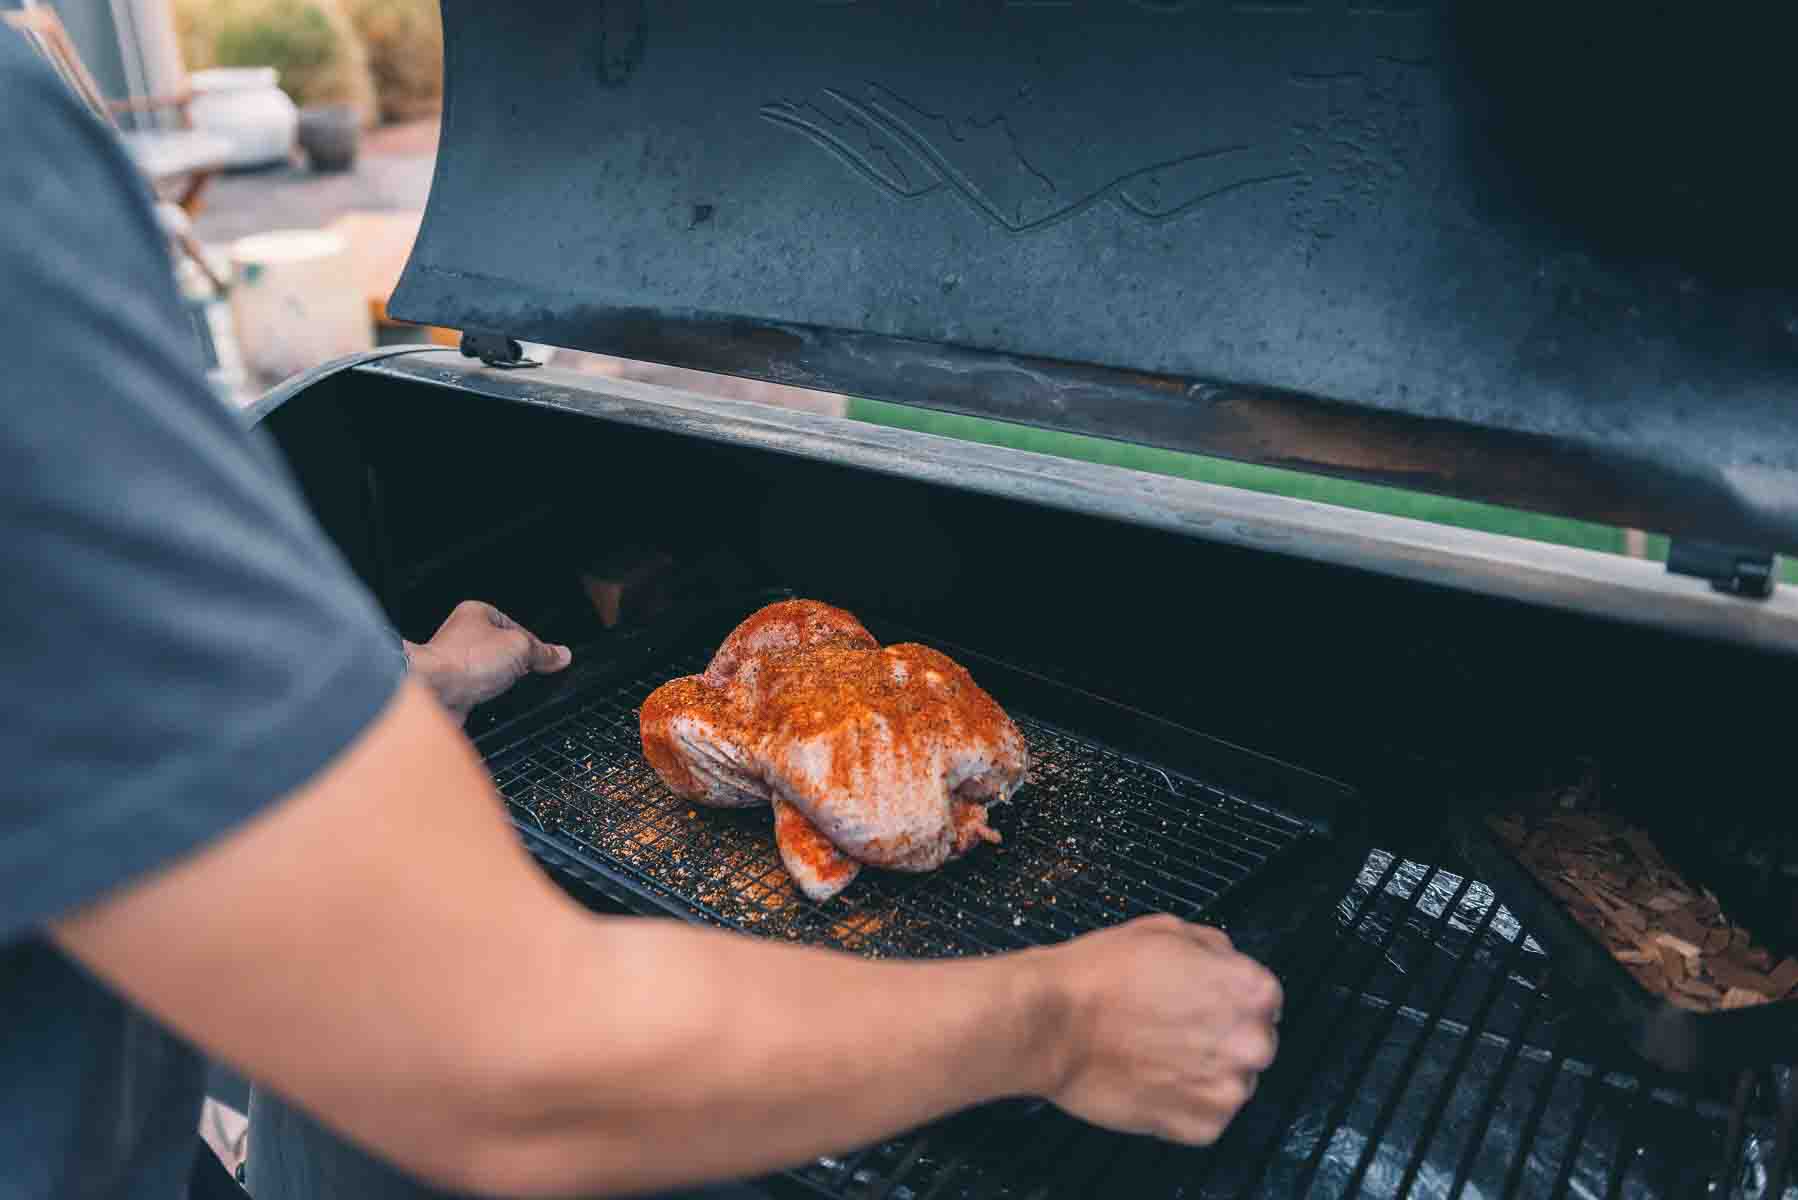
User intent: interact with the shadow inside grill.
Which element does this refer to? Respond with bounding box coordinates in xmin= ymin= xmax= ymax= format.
xmin=478 ymin=628 xmax=1788 ymax=1199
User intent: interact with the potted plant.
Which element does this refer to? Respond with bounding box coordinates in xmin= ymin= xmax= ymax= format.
xmin=296 ymin=102 xmax=359 ymax=171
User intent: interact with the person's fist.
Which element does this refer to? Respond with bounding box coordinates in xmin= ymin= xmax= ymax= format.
xmin=1044 ymin=914 xmax=1281 ymax=1145
xmin=405 ymin=601 xmax=571 ymax=721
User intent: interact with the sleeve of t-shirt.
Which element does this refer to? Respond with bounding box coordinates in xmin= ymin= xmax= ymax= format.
xmin=0 ymin=38 xmax=405 ymax=939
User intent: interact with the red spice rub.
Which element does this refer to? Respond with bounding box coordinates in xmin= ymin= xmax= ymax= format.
xmin=639 ymin=601 xmax=1029 ymax=901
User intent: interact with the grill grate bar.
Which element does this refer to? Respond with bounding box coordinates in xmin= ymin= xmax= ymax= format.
xmin=1497 ymin=1016 xmax=1576 ymax=1200
xmin=1016 ymin=805 xmax=1265 ymax=894
xmin=1005 ymin=822 xmax=1237 ymax=913
xmin=1444 ymin=976 xmax=1550 ymax=1200
xmin=1174 ymin=853 xmax=1410 ymax=1200
xmin=862 ymin=1127 xmax=934 ymax=1200
xmin=1338 ymin=877 xmax=1504 ymax=1197
xmin=1554 ymin=1071 xmax=1613 ymax=1200
xmin=1229 ymin=863 xmax=1443 ymax=1199
xmin=1767 ymin=1084 xmax=1798 ymax=1200
xmin=1288 ymin=872 xmax=1477 ymax=1198
xmin=1599 ymin=1076 xmax=1648 ymax=1200
xmin=1712 ymin=1071 xmax=1757 ymax=1200
xmin=1391 ymin=895 xmax=1536 ymax=1199
xmin=1023 ymin=726 xmax=1302 ymax=854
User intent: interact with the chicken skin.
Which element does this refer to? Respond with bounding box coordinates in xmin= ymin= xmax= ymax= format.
xmin=640 ymin=600 xmax=1028 ymax=900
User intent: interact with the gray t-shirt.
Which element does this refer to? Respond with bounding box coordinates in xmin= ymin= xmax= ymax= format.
xmin=1 ymin=33 xmax=402 ymax=1200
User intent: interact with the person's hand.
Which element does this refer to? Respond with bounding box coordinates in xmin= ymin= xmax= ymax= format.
xmin=1041 ymin=914 xmax=1281 ymax=1145
xmin=404 ymin=601 xmax=572 ymax=722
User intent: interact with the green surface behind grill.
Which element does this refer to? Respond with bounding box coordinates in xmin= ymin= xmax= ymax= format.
xmin=847 ymin=398 xmax=1798 ymax=583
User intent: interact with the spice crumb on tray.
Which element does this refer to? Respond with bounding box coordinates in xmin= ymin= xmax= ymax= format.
xmin=1489 ymin=809 xmax=1798 ymax=1013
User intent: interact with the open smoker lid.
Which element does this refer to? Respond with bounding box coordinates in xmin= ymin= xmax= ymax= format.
xmin=392 ymin=1 xmax=1798 ymax=557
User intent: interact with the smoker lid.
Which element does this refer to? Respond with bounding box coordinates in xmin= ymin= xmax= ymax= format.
xmin=392 ymin=0 xmax=1798 ymax=555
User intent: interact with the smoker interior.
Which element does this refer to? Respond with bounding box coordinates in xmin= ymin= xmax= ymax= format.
xmin=267 ymin=366 xmax=1798 ymax=1197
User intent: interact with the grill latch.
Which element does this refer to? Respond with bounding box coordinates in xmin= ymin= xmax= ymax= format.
xmin=459 ymin=332 xmax=541 ymax=370
xmin=1666 ymin=539 xmax=1778 ymax=599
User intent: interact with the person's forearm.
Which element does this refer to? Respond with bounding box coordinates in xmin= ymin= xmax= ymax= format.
xmin=463 ymin=915 xmax=1067 ymax=1196
xmin=48 ymin=683 xmax=1068 ymax=1199
xmin=51 ymin=682 xmax=1275 ymax=1198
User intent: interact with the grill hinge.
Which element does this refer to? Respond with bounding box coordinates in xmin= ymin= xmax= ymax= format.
xmin=1666 ymin=539 xmax=1777 ymax=599
xmin=459 ymin=332 xmax=541 ymax=369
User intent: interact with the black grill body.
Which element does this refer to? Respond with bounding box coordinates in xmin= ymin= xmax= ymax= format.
xmin=258 ymin=355 xmax=1798 ymax=1198
xmin=252 ymin=3 xmax=1798 ymax=1192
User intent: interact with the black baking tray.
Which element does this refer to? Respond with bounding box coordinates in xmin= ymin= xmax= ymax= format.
xmin=471 ymin=588 xmax=1359 ymax=956
xmin=1454 ymin=817 xmax=1797 ymax=1075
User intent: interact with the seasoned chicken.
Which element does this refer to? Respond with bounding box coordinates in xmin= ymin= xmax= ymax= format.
xmin=640 ymin=600 xmax=1028 ymax=901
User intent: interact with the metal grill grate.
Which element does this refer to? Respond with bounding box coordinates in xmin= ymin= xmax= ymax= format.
xmin=485 ymin=646 xmax=1316 ymax=957
xmin=778 ymin=852 xmax=1790 ymax=1200
xmin=480 ymin=635 xmax=1787 ymax=1199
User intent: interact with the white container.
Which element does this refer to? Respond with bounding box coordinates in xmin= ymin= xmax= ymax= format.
xmin=188 ymin=67 xmax=298 ymax=169
xmin=228 ymin=230 xmax=372 ymax=382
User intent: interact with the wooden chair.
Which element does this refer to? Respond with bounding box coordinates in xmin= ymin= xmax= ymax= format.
xmin=5 ymin=3 xmax=231 ymax=220
xmin=6 ymin=3 xmax=230 ymax=291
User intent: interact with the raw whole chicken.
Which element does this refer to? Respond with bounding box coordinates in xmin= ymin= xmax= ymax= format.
xmin=640 ymin=600 xmax=1029 ymax=900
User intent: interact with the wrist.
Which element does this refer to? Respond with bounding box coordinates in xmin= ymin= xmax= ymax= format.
xmin=1005 ymin=948 xmax=1080 ymax=1100
xmin=402 ymin=641 xmax=462 ymax=716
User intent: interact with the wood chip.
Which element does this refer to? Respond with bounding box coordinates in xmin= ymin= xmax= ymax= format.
xmin=1652 ymin=932 xmax=1702 ymax=961
xmin=1677 ymin=979 xmax=1725 ymax=1003
xmin=1496 ymin=804 xmax=1792 ymax=1015
xmin=1661 ymin=909 xmax=1712 ymax=947
xmin=1705 ymin=958 xmax=1774 ymax=997
xmin=1568 ymin=878 xmax=1610 ymax=912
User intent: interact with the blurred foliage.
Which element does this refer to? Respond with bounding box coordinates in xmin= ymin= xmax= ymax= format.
xmin=176 ymin=0 xmax=378 ymax=124
xmin=342 ymin=0 xmax=443 ymax=123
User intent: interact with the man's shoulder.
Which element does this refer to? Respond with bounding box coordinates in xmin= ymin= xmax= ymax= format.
xmin=0 ymin=21 xmax=172 ymax=373
xmin=0 ymin=25 xmax=147 ymax=215
xmin=0 ymin=21 xmax=72 ymax=124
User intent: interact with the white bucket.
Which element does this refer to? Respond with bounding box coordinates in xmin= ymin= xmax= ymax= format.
xmin=189 ymin=67 xmax=298 ymax=168
xmin=228 ymin=230 xmax=372 ymax=382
